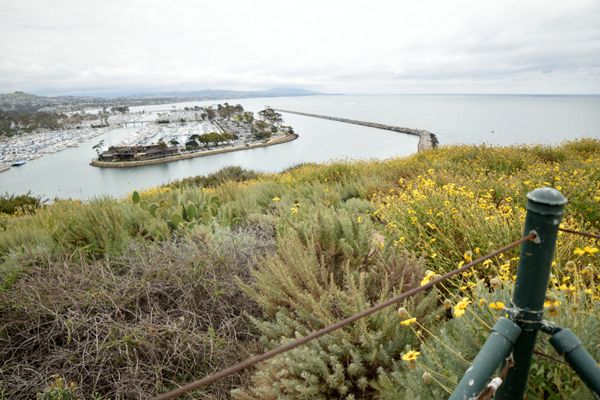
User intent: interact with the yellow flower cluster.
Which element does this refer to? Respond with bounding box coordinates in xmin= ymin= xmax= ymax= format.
xmin=488 ymin=301 xmax=505 ymax=310
xmin=139 ymin=186 xmax=171 ymax=197
xmin=573 ymin=246 xmax=599 ymax=256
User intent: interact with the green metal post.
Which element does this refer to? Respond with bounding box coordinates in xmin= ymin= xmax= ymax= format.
xmin=495 ymin=187 xmax=567 ymax=399
xmin=549 ymin=328 xmax=600 ymax=396
xmin=449 ymin=318 xmax=521 ymax=400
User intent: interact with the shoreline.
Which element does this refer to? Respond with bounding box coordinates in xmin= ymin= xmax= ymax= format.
xmin=90 ymin=133 xmax=298 ymax=168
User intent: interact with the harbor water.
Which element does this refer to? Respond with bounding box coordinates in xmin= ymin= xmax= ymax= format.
xmin=1 ymin=94 xmax=599 ymax=200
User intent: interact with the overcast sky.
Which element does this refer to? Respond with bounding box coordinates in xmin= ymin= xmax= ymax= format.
xmin=1 ymin=0 xmax=599 ymax=95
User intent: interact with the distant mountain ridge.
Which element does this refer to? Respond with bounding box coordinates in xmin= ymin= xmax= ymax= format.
xmin=126 ymin=87 xmax=322 ymax=99
xmin=0 ymin=87 xmax=325 ymax=112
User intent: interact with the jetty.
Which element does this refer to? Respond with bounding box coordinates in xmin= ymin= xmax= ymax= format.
xmin=273 ymin=109 xmax=438 ymax=151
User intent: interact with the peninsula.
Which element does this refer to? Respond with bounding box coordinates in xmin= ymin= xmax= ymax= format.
xmin=91 ymin=104 xmax=297 ymax=168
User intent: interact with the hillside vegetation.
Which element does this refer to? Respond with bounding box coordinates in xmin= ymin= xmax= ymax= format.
xmin=0 ymin=139 xmax=599 ymax=399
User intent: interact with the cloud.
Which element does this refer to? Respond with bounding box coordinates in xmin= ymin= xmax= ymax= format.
xmin=0 ymin=0 xmax=599 ymax=94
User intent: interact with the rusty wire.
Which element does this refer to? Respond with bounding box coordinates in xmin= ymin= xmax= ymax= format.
xmin=153 ymin=233 xmax=536 ymax=400
xmin=558 ymin=227 xmax=600 ymax=240
xmin=534 ymin=349 xmax=568 ymax=365
xmin=476 ymin=353 xmax=515 ymax=400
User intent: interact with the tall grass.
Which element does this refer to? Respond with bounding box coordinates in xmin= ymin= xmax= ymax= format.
xmin=0 ymin=138 xmax=598 ymax=398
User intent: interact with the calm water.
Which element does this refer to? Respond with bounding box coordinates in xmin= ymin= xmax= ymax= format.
xmin=1 ymin=95 xmax=599 ymax=200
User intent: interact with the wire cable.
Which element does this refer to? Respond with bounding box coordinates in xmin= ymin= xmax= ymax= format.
xmin=558 ymin=227 xmax=600 ymax=240
xmin=154 ymin=233 xmax=535 ymax=400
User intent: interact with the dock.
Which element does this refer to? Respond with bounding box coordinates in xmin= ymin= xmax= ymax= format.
xmin=273 ymin=109 xmax=438 ymax=151
xmin=0 ymin=163 xmax=9 ymax=173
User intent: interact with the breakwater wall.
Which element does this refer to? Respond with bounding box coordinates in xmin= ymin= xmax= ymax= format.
xmin=274 ymin=109 xmax=438 ymax=151
xmin=90 ymin=133 xmax=298 ymax=168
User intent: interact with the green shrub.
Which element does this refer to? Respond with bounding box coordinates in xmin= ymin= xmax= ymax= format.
xmin=0 ymin=191 xmax=44 ymax=215
xmin=167 ymin=166 xmax=259 ymax=189
xmin=234 ymin=209 xmax=435 ymax=399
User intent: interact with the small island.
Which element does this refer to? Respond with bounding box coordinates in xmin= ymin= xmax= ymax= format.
xmin=90 ymin=104 xmax=297 ymax=168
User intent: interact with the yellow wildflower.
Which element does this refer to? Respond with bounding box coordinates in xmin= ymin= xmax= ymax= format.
xmin=544 ymin=298 xmax=561 ymax=316
xmin=400 ymin=317 xmax=417 ymax=326
xmin=544 ymin=299 xmax=561 ymax=308
xmin=489 ymin=301 xmax=505 ymax=310
xmin=420 ymin=270 xmax=436 ymax=286
xmin=463 ymin=251 xmax=473 ymax=263
xmin=290 ymin=207 xmax=298 ymax=215
xmin=558 ymin=283 xmax=575 ymax=293
xmin=356 ymin=215 xmax=364 ymax=224
xmin=573 ymin=247 xmax=586 ymax=256
xmin=272 ymin=196 xmax=281 ymax=202
xmin=453 ymin=297 xmax=471 ymax=318
xmin=402 ymin=350 xmax=421 ymax=362
xmin=583 ymin=246 xmax=598 ymax=255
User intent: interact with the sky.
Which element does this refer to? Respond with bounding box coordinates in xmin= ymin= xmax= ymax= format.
xmin=1 ymin=0 xmax=599 ymax=96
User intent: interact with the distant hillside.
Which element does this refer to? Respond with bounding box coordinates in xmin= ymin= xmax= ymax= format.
xmin=0 ymin=87 xmax=325 ymax=112
xmin=129 ymin=87 xmax=322 ymax=99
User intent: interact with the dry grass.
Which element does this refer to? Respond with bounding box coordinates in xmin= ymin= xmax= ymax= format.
xmin=0 ymin=226 xmax=274 ymax=399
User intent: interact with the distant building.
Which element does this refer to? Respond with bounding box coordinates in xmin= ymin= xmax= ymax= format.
xmin=99 ymin=144 xmax=179 ymax=162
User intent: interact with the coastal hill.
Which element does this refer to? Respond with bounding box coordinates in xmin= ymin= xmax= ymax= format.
xmin=0 ymin=87 xmax=324 ymax=112
xmin=0 ymin=139 xmax=598 ymax=398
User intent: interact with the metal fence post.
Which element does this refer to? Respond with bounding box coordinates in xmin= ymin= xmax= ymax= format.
xmin=495 ymin=187 xmax=567 ymax=399
xmin=549 ymin=328 xmax=600 ymax=396
xmin=449 ymin=317 xmax=521 ymax=400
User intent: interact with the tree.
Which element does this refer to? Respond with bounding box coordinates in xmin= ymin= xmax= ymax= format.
xmin=258 ymin=108 xmax=283 ymax=125
xmin=205 ymin=107 xmax=216 ymax=120
xmin=185 ymin=140 xmax=198 ymax=150
xmin=243 ymin=111 xmax=254 ymax=124
xmin=111 ymin=106 xmax=129 ymax=114
xmin=252 ymin=120 xmax=272 ymax=140
xmin=197 ymin=135 xmax=209 ymax=147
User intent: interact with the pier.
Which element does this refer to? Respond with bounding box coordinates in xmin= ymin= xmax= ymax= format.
xmin=273 ymin=108 xmax=438 ymax=151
